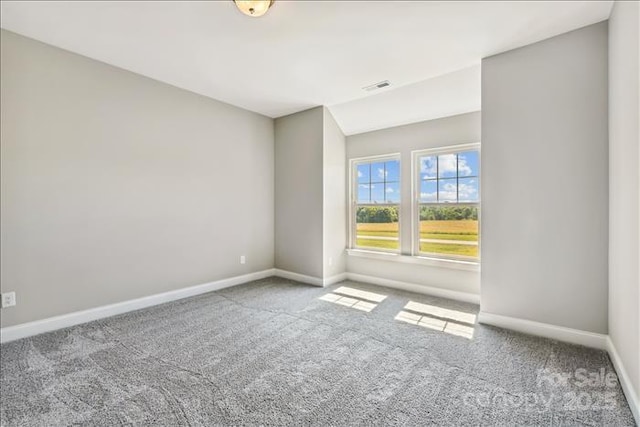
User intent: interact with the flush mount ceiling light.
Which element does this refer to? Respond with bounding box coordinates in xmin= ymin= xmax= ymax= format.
xmin=234 ymin=0 xmax=274 ymax=17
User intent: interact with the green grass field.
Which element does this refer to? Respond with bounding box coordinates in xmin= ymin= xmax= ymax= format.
xmin=356 ymin=220 xmax=478 ymax=257
xmin=419 ymin=241 xmax=477 ymax=257
xmin=356 ymin=222 xmax=399 ymax=237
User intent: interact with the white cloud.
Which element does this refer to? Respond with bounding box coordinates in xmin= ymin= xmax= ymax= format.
xmin=442 ymin=182 xmax=456 ymax=191
xmin=420 ymin=191 xmax=437 ymax=201
xmin=420 ymin=180 xmax=477 ymax=202
xmin=458 ymin=180 xmax=477 ymax=201
xmin=420 ymin=157 xmax=437 ymax=176
xmin=439 ymin=180 xmax=457 ymax=201
xmin=438 ymin=154 xmax=457 ymax=177
xmin=421 ymin=154 xmax=473 ymax=178
xmin=457 ymin=155 xmax=473 ymax=176
xmin=386 ymin=187 xmax=394 ymax=193
xmin=377 ymin=168 xmax=387 ymax=179
xmin=357 ymin=170 xmax=363 ymax=178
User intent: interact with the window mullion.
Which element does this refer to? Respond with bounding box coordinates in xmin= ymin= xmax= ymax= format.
xmin=368 ymin=163 xmax=372 ymax=203
xmin=456 ymin=153 xmax=459 ymax=202
xmin=436 ymin=156 xmax=439 ymax=203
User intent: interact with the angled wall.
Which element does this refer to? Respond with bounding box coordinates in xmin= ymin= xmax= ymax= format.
xmin=608 ymin=0 xmax=640 ymax=417
xmin=322 ymin=108 xmax=347 ymax=279
xmin=481 ymin=22 xmax=609 ymax=333
xmin=274 ymin=107 xmax=347 ymax=282
xmin=274 ymin=107 xmax=325 ymax=278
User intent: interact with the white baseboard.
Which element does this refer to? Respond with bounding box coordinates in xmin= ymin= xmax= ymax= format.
xmin=0 ymin=268 xmax=276 ymax=344
xmin=272 ymin=270 xmax=479 ymax=306
xmin=607 ymin=337 xmax=639 ymax=424
xmin=345 ymin=272 xmax=480 ymax=304
xmin=272 ymin=269 xmax=348 ymax=287
xmin=324 ymin=272 xmax=348 ymax=286
xmin=273 ymin=269 xmax=325 ymax=287
xmin=477 ymin=312 xmax=637 ymax=423
xmin=478 ymin=311 xmax=608 ymax=350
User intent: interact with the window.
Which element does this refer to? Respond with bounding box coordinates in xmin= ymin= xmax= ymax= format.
xmin=413 ymin=144 xmax=480 ymax=261
xmin=350 ymin=155 xmax=400 ymax=252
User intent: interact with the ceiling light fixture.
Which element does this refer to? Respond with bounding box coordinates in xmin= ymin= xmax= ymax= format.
xmin=233 ymin=0 xmax=274 ymax=17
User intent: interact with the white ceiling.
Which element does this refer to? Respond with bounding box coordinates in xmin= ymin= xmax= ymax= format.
xmin=1 ymin=1 xmax=613 ymax=133
xmin=331 ymin=65 xmax=481 ymax=135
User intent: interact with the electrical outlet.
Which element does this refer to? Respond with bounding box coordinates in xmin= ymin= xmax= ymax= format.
xmin=328 ymin=257 xmax=333 ymax=267
xmin=1 ymin=292 xmax=16 ymax=308
xmin=240 ymin=255 xmax=246 ymax=265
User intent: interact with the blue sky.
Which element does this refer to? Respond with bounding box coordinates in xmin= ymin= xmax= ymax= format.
xmin=357 ymin=160 xmax=400 ymax=203
xmin=420 ymin=151 xmax=479 ymax=203
xmin=356 ymin=151 xmax=479 ymax=204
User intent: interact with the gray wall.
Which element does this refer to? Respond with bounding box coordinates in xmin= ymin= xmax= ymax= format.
xmin=274 ymin=107 xmax=324 ymax=278
xmin=608 ymin=0 xmax=639 ymax=405
xmin=481 ymin=22 xmax=609 ymax=333
xmin=346 ymin=112 xmax=481 ymax=295
xmin=323 ymin=108 xmax=347 ymax=278
xmin=0 ymin=30 xmax=275 ymax=327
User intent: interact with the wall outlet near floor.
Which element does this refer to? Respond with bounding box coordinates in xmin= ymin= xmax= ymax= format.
xmin=240 ymin=255 xmax=246 ymax=265
xmin=1 ymin=291 xmax=16 ymax=308
xmin=328 ymin=257 xmax=333 ymax=267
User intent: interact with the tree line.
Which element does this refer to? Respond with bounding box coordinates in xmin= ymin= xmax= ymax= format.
xmin=356 ymin=206 xmax=478 ymax=223
xmin=420 ymin=206 xmax=478 ymax=221
xmin=356 ymin=206 xmax=399 ymax=223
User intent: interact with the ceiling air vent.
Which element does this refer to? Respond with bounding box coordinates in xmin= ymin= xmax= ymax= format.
xmin=363 ymin=80 xmax=391 ymax=92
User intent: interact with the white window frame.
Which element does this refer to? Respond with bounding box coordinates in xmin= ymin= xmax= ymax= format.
xmin=411 ymin=143 xmax=481 ymax=262
xmin=349 ymin=153 xmax=401 ymax=254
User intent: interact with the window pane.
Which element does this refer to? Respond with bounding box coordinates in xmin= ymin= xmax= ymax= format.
xmin=419 ymin=205 xmax=478 ymax=258
xmin=357 ymin=184 xmax=370 ymax=203
xmin=438 ymin=154 xmax=457 ymax=178
xmin=385 ymin=160 xmax=400 ymax=182
xmin=356 ymin=206 xmax=399 ymax=251
xmin=458 ymin=178 xmax=479 ymax=202
xmin=458 ymin=151 xmax=479 ymax=177
xmin=385 ymin=182 xmax=400 ymax=202
xmin=420 ymin=156 xmax=437 ymax=180
xmin=357 ymin=163 xmax=370 ymax=183
xmin=371 ymin=184 xmax=385 ymax=203
xmin=352 ymin=156 xmax=400 ymax=253
xmin=420 ymin=180 xmax=437 ymax=202
xmin=371 ymin=162 xmax=386 ymax=182
xmin=438 ymin=179 xmax=457 ymax=202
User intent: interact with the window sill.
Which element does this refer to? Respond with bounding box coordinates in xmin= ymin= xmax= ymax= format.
xmin=346 ymin=249 xmax=480 ymax=272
